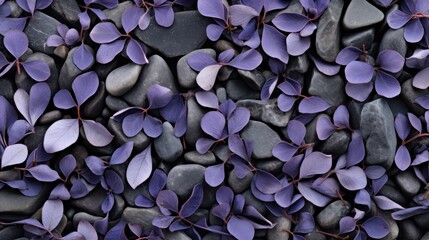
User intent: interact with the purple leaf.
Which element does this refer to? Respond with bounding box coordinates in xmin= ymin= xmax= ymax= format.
xmin=180 ymin=184 xmax=204 ymax=218
xmin=13 ymin=89 xmax=31 ymax=123
xmin=345 ymin=61 xmax=374 ymax=84
xmin=72 ymin=71 xmax=99 ymax=106
xmin=42 ymin=200 xmax=63 ymax=231
xmin=387 ymin=10 xmax=411 ymax=29
xmin=197 ymin=0 xmax=226 ymax=20
xmin=272 ymin=13 xmax=309 ymax=32
xmin=121 ymin=6 xmax=143 ymax=33
xmin=272 ymin=141 xmax=298 ymax=162
xmin=254 ymin=170 xmax=282 ymax=194
xmin=73 ymin=44 xmax=94 ymax=71
xmin=154 ymin=5 xmax=174 ymax=27
xmin=278 ymin=78 xmax=301 ymax=96
xmin=287 ymin=120 xmax=306 ymax=145
xmin=416 ymin=95 xmax=429 ymax=109
xmin=126 ymin=38 xmax=148 ymax=65
xmin=286 ymin=33 xmax=310 ymax=56
xmin=339 ymin=217 xmax=356 ymax=234
xmin=206 ymin=24 xmax=224 ymax=41
xmin=196 ymin=64 xmax=222 ymax=91
xmin=138 ymin=9 xmax=151 ymax=30
xmin=227 ymin=216 xmax=254 ymax=240
xmin=345 ymin=82 xmax=373 ymax=102
xmin=261 ymin=76 xmax=278 ymax=101
xmin=148 ymin=169 xmax=167 ymax=198
xmin=0 ymin=17 xmax=27 ymax=36
xmin=105 ymin=170 xmax=123 ymax=194
xmin=110 ymin=142 xmax=133 ymax=165
xmin=361 ymin=216 xmax=389 ymax=239
xmin=53 ymin=89 xmax=76 ymax=110
xmin=316 ymin=115 xmax=335 ymax=140
xmin=47 ymin=35 xmax=64 ymax=47
xmin=59 ymin=155 xmax=76 ymax=179
xmin=122 ymin=112 xmax=144 ymax=138
xmin=195 ymin=91 xmax=219 ymax=109
xmin=96 ymin=40 xmax=126 ymax=64
xmin=126 ymin=145 xmax=152 ymax=189
xmin=64 ymin=29 xmax=79 ymax=45
xmin=336 ymin=166 xmax=367 ymax=191
xmin=407 ymin=112 xmax=422 ymax=133
xmin=278 ymin=94 xmax=296 ymax=112
xmin=205 ymin=163 xmax=225 ymax=187
xmin=28 ymin=165 xmax=60 ymax=182
xmin=346 ymin=131 xmax=365 ymax=167
xmin=391 ymin=206 xmax=429 ymax=220
xmin=85 ymin=156 xmax=105 ymax=176
xmin=299 ymin=151 xmax=332 ymax=179
xmin=147 ymin=84 xmax=173 ymax=109
xmin=1 ymin=144 xmax=28 ymax=169
xmin=298 ymin=96 xmax=330 ymax=114
xmin=49 ymin=183 xmax=70 ymax=200
xmin=187 ymin=52 xmax=217 ymax=72
xmin=294 ymin=212 xmax=315 ymax=233
xmin=82 ymin=120 xmax=113 ymax=147
xmin=274 ymin=184 xmax=294 ymax=208
xmin=395 ymin=145 xmax=411 ymax=171
xmin=373 ymin=196 xmax=404 ymax=210
xmin=152 ymin=215 xmax=176 ymax=229
xmin=90 ymin=22 xmax=122 ymax=43
xmin=21 ymin=60 xmax=50 ymax=81
xmin=364 ymin=165 xmax=385 ymax=179
xmin=228 ymin=107 xmax=250 ymax=134
xmin=156 ymin=190 xmax=178 ymax=212
xmin=7 ymin=120 xmax=31 ymax=145
xmin=413 ymin=67 xmax=429 ymax=89
xmin=4 ymin=30 xmax=27 ymax=59
xmin=297 ymin=181 xmax=332 ymax=207
xmin=218 ymin=49 xmax=235 ymax=64
xmin=196 ymin=137 xmax=217 ymax=154
xmin=142 ymin=115 xmax=163 ymax=138
xmin=377 ymin=50 xmax=404 ymax=73
xmin=228 ymin=49 xmax=262 ymax=70
xmin=374 ymin=71 xmax=401 ymax=98
xmin=201 ymin=111 xmax=226 ymax=139
xmin=29 ymin=83 xmax=50 ymax=125
xmin=310 ymin=54 xmax=341 ymax=76
xmin=78 ymin=221 xmax=98 ymax=240
xmin=229 ymin=5 xmax=259 ymax=26
xmin=404 ymin=19 xmax=424 ymax=43
xmin=336 ymin=46 xmax=361 ymax=65
xmin=212 ymin=203 xmax=231 ymax=221
xmin=333 ymin=105 xmax=350 ymax=128
xmin=312 ymin=177 xmax=340 ymax=198
xmin=43 ymin=119 xmax=79 ymax=153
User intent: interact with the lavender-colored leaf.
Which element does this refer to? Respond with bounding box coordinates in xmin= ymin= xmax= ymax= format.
xmin=227 ymin=216 xmax=254 ymax=240
xmin=413 ymin=67 xmax=429 ymax=89
xmin=64 ymin=29 xmax=79 ymax=45
xmin=339 ymin=217 xmax=356 ymax=234
xmin=21 ymin=60 xmax=50 ymax=81
xmin=374 ymin=71 xmax=401 ymax=98
xmin=59 ymin=155 xmax=76 ymax=179
xmin=7 ymin=120 xmax=31 ymax=145
xmin=335 ymin=46 xmax=361 ymax=65
xmin=72 ymin=71 xmax=99 ymax=106
xmin=373 ymin=195 xmax=404 ymax=210
xmin=138 ymin=9 xmax=151 ymax=30
xmin=286 ymin=33 xmax=310 ymax=56
xmin=142 ymin=115 xmax=163 ymax=138
xmin=53 ymin=89 xmax=76 ymax=110
xmin=126 ymin=145 xmax=152 ymax=189
xmin=395 ymin=145 xmax=411 ymax=171
xmin=346 ymin=131 xmax=365 ymax=167
xmin=361 ymin=216 xmax=389 ymax=239
xmin=274 ymin=184 xmax=294 ymax=208
xmin=205 ymin=163 xmax=225 ymax=187
xmin=0 ymin=17 xmax=27 ymax=36
xmin=42 ymin=200 xmax=63 ymax=231
xmin=82 ymin=120 xmax=113 ymax=147
xmin=90 ymin=22 xmax=122 ymax=43
xmin=345 ymin=61 xmax=374 ymax=84
xmin=272 ymin=13 xmax=309 ymax=32
xmin=96 ymin=40 xmax=126 ymax=64
xmin=196 ymin=64 xmax=222 ymax=91
xmin=147 ymin=84 xmax=173 ymax=109
xmin=300 ymin=151 xmax=332 ymax=179
xmin=408 ymin=112 xmax=422 ymax=132
xmin=333 ymin=105 xmax=350 ymax=128
xmin=229 ymin=4 xmax=259 ymax=26
xmin=387 ymin=10 xmax=411 ymax=29
xmin=364 ymin=165 xmax=385 ymax=179
xmin=228 ymin=49 xmax=262 ymax=70
xmin=28 ymin=165 xmax=60 ymax=182
xmin=310 ymin=54 xmax=341 ymax=76
xmin=272 ymin=141 xmax=298 ymax=162
xmin=126 ymin=38 xmax=148 ymax=65
xmin=13 ymin=88 xmax=31 ymax=123
xmin=148 ymin=169 xmax=167 ymax=198
xmin=201 ymin=111 xmax=225 ymax=139
xmin=228 ymin=107 xmax=250 ymax=134
xmin=154 ymin=5 xmax=174 ymax=27
xmin=180 ymin=184 xmax=203 ymax=217
xmin=391 ymin=206 xmax=429 ymax=220
xmin=316 ymin=115 xmax=335 ymax=140
xmin=282 ymin=154 xmax=304 ymax=178
xmin=156 ymin=190 xmax=178 ymax=212
xmin=122 ymin=5 xmax=143 ymax=33
xmin=1 ymin=144 xmax=28 ymax=169
xmin=4 ymin=30 xmax=27 ymax=59
xmin=298 ymin=96 xmax=330 ymax=114
xmin=49 ymin=183 xmax=70 ymax=200
xmin=312 ymin=177 xmax=340 ymax=198
xmin=152 ymin=215 xmax=176 ymax=228
xmin=294 ymin=212 xmax=315 ymax=233
xmin=377 ymin=50 xmax=404 ymax=73
xmin=105 ymin=170 xmax=123 ymax=194
xmin=78 ymin=221 xmax=98 ymax=240
xmin=187 ymin=53 xmax=217 ymax=72
xmin=197 ymin=0 xmax=226 ymax=20
xmin=404 ymin=19 xmax=424 ymax=43
xmin=43 ymin=119 xmax=79 ymax=153
xmin=196 ymin=137 xmax=217 ymax=154
xmin=297 ymin=181 xmax=332 ymax=207
xmin=73 ymin=44 xmax=94 ymax=71
xmin=47 ymin=35 xmax=64 ymax=47
xmin=336 ymin=166 xmax=367 ymax=191
xmin=218 ymin=49 xmax=235 ymax=64
xmin=206 ymin=23 xmax=224 ymax=41
xmin=260 ymin=76 xmax=278 ymax=101
xmin=195 ymin=91 xmax=219 ymax=109
xmin=122 ymin=112 xmax=144 ymax=138
xmin=254 ymin=170 xmax=282 ymax=194
xmin=110 ymin=142 xmax=133 ymax=165
xmin=29 ymin=82 xmax=50 ymax=125
xmin=85 ymin=156 xmax=105 ymax=176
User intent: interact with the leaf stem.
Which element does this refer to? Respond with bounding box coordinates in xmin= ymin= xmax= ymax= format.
xmin=403 ymin=133 xmax=429 ymax=145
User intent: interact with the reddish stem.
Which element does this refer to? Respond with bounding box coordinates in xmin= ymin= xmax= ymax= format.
xmin=403 ymin=133 xmax=429 ymax=145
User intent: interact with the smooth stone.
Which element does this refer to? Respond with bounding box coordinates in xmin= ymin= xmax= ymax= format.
xmin=318 ymin=131 xmax=350 ymax=158
xmin=166 ymin=164 xmax=205 ymax=199
xmin=54 ymin=45 xmax=69 ymax=59
xmin=267 ymin=216 xmax=291 ymax=240
xmin=342 ymin=28 xmax=375 ymax=49
xmin=286 ymin=54 xmax=310 ymax=84
xmin=184 ymin=151 xmax=216 ymax=166
xmin=242 ymin=190 xmax=267 ymax=215
xmin=105 ymin=95 xmax=130 ymax=112
xmin=58 ymin=46 xmax=94 ymax=90
xmin=398 ymin=220 xmax=422 ymax=240
xmin=0 ymin=170 xmax=20 ymax=182
xmin=379 ymin=28 xmax=407 ymax=57
xmin=0 ymin=78 xmax=14 ymax=101
xmin=38 ymin=110 xmax=62 ymax=125
xmin=348 ymin=100 xmax=365 ymax=130
xmin=106 ymin=63 xmax=142 ymax=97
xmin=226 ymin=78 xmax=260 ymax=101
xmin=15 ymin=53 xmax=59 ymax=94
xmin=81 ymin=81 xmax=106 ymax=119
xmin=394 ymin=170 xmax=421 ymax=197
xmin=383 ymin=96 xmax=409 ymax=117
xmin=134 ymin=11 xmax=209 ymax=57
xmin=316 ymin=200 xmax=351 ymax=229
xmin=214 ymin=40 xmax=238 ymax=55
xmin=0 ymin=226 xmax=23 ymax=239
xmin=401 ymin=79 xmax=429 ymax=116
xmin=6 ymin=1 xmax=23 ymax=17
xmin=0 ymin=185 xmax=50 ymax=221
xmin=203 ymin=233 xmax=221 ymax=240
xmin=123 ymin=55 xmax=177 ymax=106
xmin=23 ymin=125 xmax=47 ymax=152
xmin=123 ymin=180 xmax=149 ymax=207
xmin=71 ymin=187 xmax=124 ymax=219
xmin=163 ymin=231 xmax=192 ymax=240
xmin=281 ymin=0 xmax=304 ymax=13
xmin=108 ymin=119 xmax=150 ymax=152
xmin=414 ymin=211 xmax=429 ymax=230
xmin=123 ymin=207 xmax=161 ymax=231
xmin=304 ymin=114 xmax=322 ymax=145
xmin=237 ymin=99 xmax=292 ymax=127
xmin=361 ymin=99 xmax=396 ymax=168
xmin=378 ymin=184 xmax=408 ymax=206
xmin=94 ymin=59 xmax=118 ymax=81
xmin=305 ymin=228 xmax=327 ymax=240
xmin=177 ymin=49 xmax=216 ymax=89
xmin=421 ymin=232 xmax=429 ymax=240
xmin=228 ymin=170 xmax=253 ymax=194
xmin=49 ymin=0 xmax=80 ymax=25
xmin=377 ymin=210 xmax=399 ymax=240
xmin=308 ymin=69 xmax=345 ymax=107
xmin=154 ymin=122 xmax=183 ymax=162
xmin=103 ymin=1 xmax=133 ymax=29
xmin=185 ymin=97 xmax=204 ymax=147
xmin=217 ymin=87 xmax=227 ymax=103
xmin=343 ymin=0 xmax=384 ymax=30
xmin=237 ymin=69 xmax=265 ymax=90
xmin=72 ymin=212 xmax=102 ymax=228
xmin=241 ymin=121 xmax=281 ymax=159
xmin=316 ymin=0 xmax=344 ymax=62
xmin=24 ymin=11 xmax=60 ymax=54
xmin=255 ymin=159 xmax=283 ymax=174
